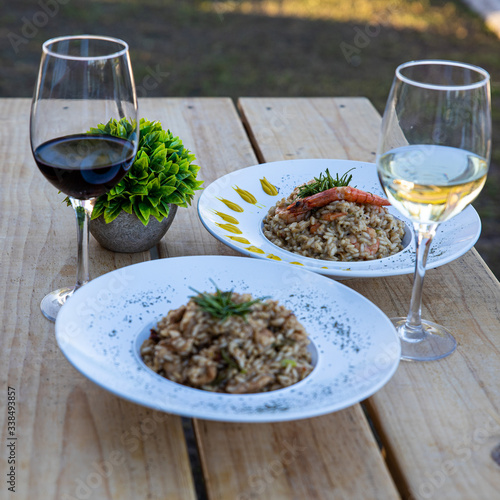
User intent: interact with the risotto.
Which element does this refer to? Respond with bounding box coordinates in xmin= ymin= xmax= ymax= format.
xmin=140 ymin=291 xmax=314 ymax=394
xmin=263 ymin=184 xmax=406 ymax=262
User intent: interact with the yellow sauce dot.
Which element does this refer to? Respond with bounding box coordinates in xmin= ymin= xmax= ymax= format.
xmin=321 ymin=266 xmax=329 ymax=269
xmin=215 ymin=223 xmax=242 ymax=234
xmin=290 ymin=262 xmax=304 ymax=266
xmin=216 ymin=197 xmax=244 ymax=212
xmin=213 ymin=211 xmax=239 ymax=224
xmin=233 ymin=186 xmax=258 ymax=204
xmin=226 ymin=236 xmax=251 ymax=244
xmin=260 ymin=177 xmax=279 ymax=196
xmin=266 ymin=254 xmax=281 ymax=261
xmin=246 ymin=246 xmax=265 ymax=254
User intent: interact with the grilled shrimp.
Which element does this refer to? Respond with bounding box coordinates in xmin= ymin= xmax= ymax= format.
xmin=286 ymin=186 xmax=389 ymax=215
xmin=275 ymin=185 xmax=390 ymax=223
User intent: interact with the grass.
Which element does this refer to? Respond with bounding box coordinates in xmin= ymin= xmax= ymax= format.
xmin=2 ymin=0 xmax=499 ymax=277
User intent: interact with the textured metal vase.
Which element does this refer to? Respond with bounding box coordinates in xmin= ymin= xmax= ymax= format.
xmin=90 ymin=205 xmax=177 ymax=253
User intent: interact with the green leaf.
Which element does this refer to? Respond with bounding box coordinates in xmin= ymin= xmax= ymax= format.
xmin=163 ymin=174 xmax=178 ymax=186
xmin=113 ymin=183 xmax=126 ymax=195
xmin=191 ymin=179 xmax=204 ymax=190
xmin=166 ymin=162 xmax=180 ymax=175
xmin=121 ymin=200 xmax=133 ymax=214
xmin=134 ymin=154 xmax=149 ymax=170
xmin=177 ymin=181 xmax=195 ymax=196
xmin=91 ymin=197 xmax=106 ymax=220
xmin=152 ymin=212 xmax=165 ymax=223
xmin=157 ymin=203 xmax=170 ymax=219
xmin=129 ymin=184 xmax=149 ymax=196
xmin=103 ymin=201 xmax=123 ymax=223
xmin=138 ymin=201 xmax=151 ymax=222
xmin=147 ymin=177 xmax=160 ymax=191
xmin=175 ymin=170 xmax=192 ymax=182
xmin=152 ymin=145 xmax=168 ymax=159
xmin=133 ymin=203 xmax=149 ymax=226
xmin=165 ymin=192 xmax=187 ymax=206
xmin=147 ymin=193 xmax=162 ymax=207
xmin=159 ymin=185 xmax=177 ymax=197
xmin=149 ymin=162 xmax=165 ymax=174
xmin=188 ymin=164 xmax=200 ymax=175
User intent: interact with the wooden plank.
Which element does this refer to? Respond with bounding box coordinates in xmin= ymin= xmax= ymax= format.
xmin=362 ymin=255 xmax=500 ymax=500
xmin=162 ymin=97 xmax=399 ymax=499
xmin=142 ymin=97 xmax=255 ymax=259
xmin=239 ymin=97 xmax=500 ymax=500
xmin=196 ymin=406 xmax=399 ymax=500
xmin=239 ymin=96 xmax=381 ymax=163
xmin=0 ymin=98 xmax=196 ymax=499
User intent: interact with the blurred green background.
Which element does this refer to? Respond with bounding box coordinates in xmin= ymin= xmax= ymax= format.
xmin=2 ymin=0 xmax=498 ymax=277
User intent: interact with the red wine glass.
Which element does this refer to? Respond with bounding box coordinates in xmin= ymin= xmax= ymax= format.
xmin=30 ymin=35 xmax=139 ymax=321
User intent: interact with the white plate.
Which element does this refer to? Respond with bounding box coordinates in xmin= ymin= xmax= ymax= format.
xmin=197 ymin=159 xmax=481 ymax=278
xmin=55 ymin=256 xmax=400 ymax=423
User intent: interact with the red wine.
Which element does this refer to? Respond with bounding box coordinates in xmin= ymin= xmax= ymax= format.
xmin=33 ymin=134 xmax=135 ymax=199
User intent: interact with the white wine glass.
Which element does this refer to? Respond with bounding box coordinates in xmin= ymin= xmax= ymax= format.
xmin=31 ymin=35 xmax=139 ymax=321
xmin=377 ymin=60 xmax=491 ymax=361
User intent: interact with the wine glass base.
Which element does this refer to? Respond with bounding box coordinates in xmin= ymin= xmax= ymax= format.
xmin=40 ymin=287 xmax=75 ymax=322
xmin=391 ymin=317 xmax=457 ymax=362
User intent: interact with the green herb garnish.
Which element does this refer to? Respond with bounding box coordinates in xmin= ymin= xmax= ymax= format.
xmin=221 ymin=348 xmax=240 ymax=370
xmin=297 ymin=168 xmax=354 ymax=198
xmin=281 ymin=359 xmax=297 ymax=368
xmin=189 ymin=280 xmax=267 ymax=322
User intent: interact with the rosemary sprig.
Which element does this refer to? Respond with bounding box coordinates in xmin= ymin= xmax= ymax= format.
xmin=189 ymin=280 xmax=267 ymax=321
xmin=297 ymin=168 xmax=354 ymax=198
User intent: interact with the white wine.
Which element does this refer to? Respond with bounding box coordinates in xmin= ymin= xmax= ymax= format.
xmin=377 ymin=145 xmax=488 ymax=223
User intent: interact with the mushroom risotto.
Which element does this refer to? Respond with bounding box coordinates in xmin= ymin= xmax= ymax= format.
xmin=140 ymin=289 xmax=314 ymax=394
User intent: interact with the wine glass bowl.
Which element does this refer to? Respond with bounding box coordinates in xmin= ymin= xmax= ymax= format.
xmin=376 ymin=60 xmax=491 ymax=361
xmin=31 ymin=35 xmax=138 ymax=321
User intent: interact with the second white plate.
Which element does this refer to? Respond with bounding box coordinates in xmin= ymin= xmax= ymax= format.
xmin=197 ymin=159 xmax=481 ymax=278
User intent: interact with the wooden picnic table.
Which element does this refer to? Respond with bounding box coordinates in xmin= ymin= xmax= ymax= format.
xmin=1 ymin=96 xmax=500 ymax=500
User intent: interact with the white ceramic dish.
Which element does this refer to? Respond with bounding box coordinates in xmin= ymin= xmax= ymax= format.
xmin=197 ymin=159 xmax=481 ymax=278
xmin=55 ymin=256 xmax=401 ymax=423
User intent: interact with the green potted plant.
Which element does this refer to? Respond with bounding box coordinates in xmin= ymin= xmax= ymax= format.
xmin=89 ymin=117 xmax=203 ymax=252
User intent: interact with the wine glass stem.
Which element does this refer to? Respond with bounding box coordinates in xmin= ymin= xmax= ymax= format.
xmin=70 ymin=198 xmax=93 ymax=291
xmin=403 ymin=222 xmax=438 ymax=340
